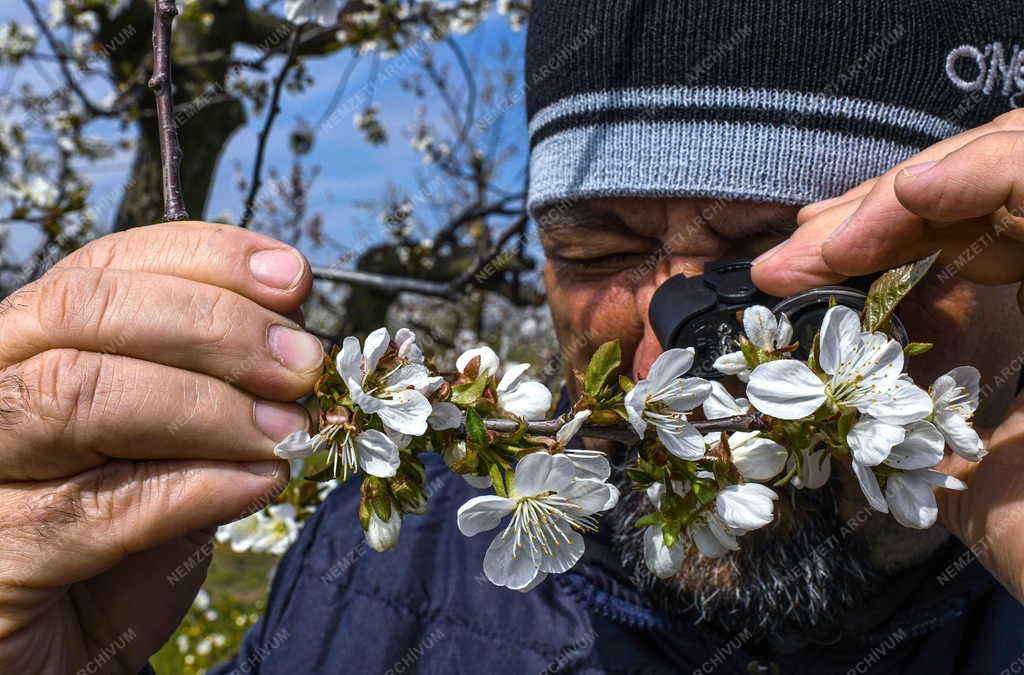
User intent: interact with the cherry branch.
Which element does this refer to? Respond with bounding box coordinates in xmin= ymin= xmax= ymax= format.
xmin=239 ymin=25 xmax=304 ymax=229
xmin=149 ymin=0 xmax=189 ymax=222
xmin=479 ymin=413 xmax=765 ymax=443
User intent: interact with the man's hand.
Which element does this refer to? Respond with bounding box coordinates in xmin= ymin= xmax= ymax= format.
xmin=0 ymin=222 xmax=323 ymax=673
xmin=751 ymin=109 xmax=1024 ymax=601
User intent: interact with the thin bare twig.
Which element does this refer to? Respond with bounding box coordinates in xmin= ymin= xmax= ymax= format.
xmin=239 ymin=25 xmax=303 ymax=228
xmin=310 ymin=214 xmax=529 ymax=299
xmin=22 ymin=0 xmax=105 ymax=116
xmin=149 ymin=0 xmax=189 ymax=221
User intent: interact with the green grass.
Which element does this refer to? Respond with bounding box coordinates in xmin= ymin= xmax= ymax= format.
xmin=150 ymin=544 xmax=280 ymax=674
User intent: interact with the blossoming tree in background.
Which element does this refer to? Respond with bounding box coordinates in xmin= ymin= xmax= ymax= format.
xmin=257 ymin=253 xmax=983 ymax=590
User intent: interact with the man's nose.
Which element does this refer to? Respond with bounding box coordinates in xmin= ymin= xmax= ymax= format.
xmin=631 ymin=257 xmax=706 ymax=381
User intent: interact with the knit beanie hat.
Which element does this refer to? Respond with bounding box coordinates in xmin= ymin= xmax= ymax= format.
xmin=525 ymin=0 xmax=1023 ymax=215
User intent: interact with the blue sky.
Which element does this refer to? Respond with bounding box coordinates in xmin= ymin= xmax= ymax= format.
xmin=1 ymin=5 xmax=529 ymax=267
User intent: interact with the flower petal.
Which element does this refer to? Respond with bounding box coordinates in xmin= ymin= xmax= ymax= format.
xmin=657 ymin=423 xmax=706 ymax=461
xmin=645 ymin=348 xmax=695 ymax=390
xmin=690 ymin=521 xmax=729 ymax=558
xmin=935 ymin=411 xmax=986 ymax=461
xmin=643 ymin=525 xmax=684 ymax=578
xmin=556 ymin=410 xmax=591 ymax=446
xmin=456 ymin=495 xmax=515 ymax=536
xmin=566 ymin=449 xmax=611 ymax=482
xmin=274 ymin=430 xmax=318 ymax=459
xmin=355 ymin=429 xmax=399 ymax=478
xmin=847 ymin=417 xmax=905 ymax=467
xmin=394 ymin=327 xmax=424 ymax=363
xmin=497 ymin=362 xmax=531 ymax=393
xmin=730 ymin=433 xmax=788 ymax=481
xmin=707 ymin=516 xmax=741 ymax=551
xmin=498 ymin=379 xmax=552 ymax=421
xmin=863 ymin=379 xmax=933 ymax=425
xmin=910 ymin=468 xmax=968 ymax=491
xmin=851 ymin=460 xmax=888 ymax=513
xmin=799 ymin=444 xmax=832 ymax=489
xmin=514 ymin=453 xmax=574 ymax=496
xmin=703 ymin=380 xmax=750 ymax=419
xmin=715 ymin=484 xmax=777 ymax=531
xmin=818 ymin=305 xmax=861 ymax=375
xmin=885 ymin=473 xmax=937 ymax=529
xmin=560 ymin=478 xmax=619 ymax=514
xmin=483 ymin=528 xmax=542 ymax=590
xmin=659 ymin=377 xmax=713 ymax=412
xmin=366 ymin=510 xmax=402 ymax=552
xmin=775 ymin=312 xmax=794 ymax=348
xmin=336 ymin=336 xmax=363 ymax=386
xmin=743 ymin=305 xmax=779 ymax=351
xmin=746 ymin=360 xmax=826 ymax=419
xmin=537 ymin=529 xmax=586 ymax=574
xmin=375 ymin=390 xmax=432 ymax=436
xmin=362 ymin=327 xmax=390 ymax=375
xmin=623 ymin=381 xmax=651 ymax=437
xmin=712 ymin=351 xmax=749 ymax=377
xmin=456 ymin=346 xmax=500 ymax=376
xmin=428 ymin=402 xmax=463 ymax=430
xmin=886 ymin=420 xmax=945 ymax=470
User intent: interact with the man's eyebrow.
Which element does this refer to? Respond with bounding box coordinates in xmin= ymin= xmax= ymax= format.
xmin=535 ymin=204 xmax=631 ymax=237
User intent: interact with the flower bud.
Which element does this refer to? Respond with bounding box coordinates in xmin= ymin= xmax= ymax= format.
xmin=365 ymin=510 xmax=402 ymax=552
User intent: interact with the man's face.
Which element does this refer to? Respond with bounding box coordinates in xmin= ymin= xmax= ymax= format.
xmin=538 ymin=196 xmax=1023 ymax=637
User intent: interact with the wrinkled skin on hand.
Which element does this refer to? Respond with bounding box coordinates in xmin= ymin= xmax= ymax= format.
xmin=0 ymin=223 xmax=322 ymax=673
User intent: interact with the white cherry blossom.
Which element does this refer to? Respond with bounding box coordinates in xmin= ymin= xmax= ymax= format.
xmin=337 ymin=328 xmax=434 ymax=436
xmin=930 ymin=366 xmax=986 ymax=461
xmin=496 ymin=363 xmax=552 ymax=420
xmin=724 ymin=431 xmax=788 ymax=481
xmin=712 ymin=305 xmax=794 ymax=381
xmin=624 ymin=348 xmax=712 ymax=460
xmin=456 ymin=453 xmax=619 ymax=591
xmin=747 ymin=306 xmax=932 ymax=424
xmin=851 ymin=420 xmax=964 ymax=528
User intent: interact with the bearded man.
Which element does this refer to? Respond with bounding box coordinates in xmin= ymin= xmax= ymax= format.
xmin=3 ymin=1 xmax=1024 ymax=674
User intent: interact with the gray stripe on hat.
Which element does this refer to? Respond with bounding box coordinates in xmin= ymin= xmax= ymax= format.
xmin=527 ymin=120 xmax=918 ymax=213
xmin=528 ymin=86 xmax=963 ymax=141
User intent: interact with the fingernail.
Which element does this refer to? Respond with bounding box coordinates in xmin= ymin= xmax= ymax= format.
xmin=254 ymin=401 xmax=309 ymax=441
xmin=241 ymin=460 xmax=286 ymax=477
xmin=901 ymin=160 xmax=939 ymax=178
xmin=752 ymin=240 xmax=786 ymax=266
xmin=268 ymin=325 xmax=324 ymax=373
xmin=249 ymin=249 xmax=304 ymax=290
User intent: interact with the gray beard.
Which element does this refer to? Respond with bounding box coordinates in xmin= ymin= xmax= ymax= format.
xmin=606 ymin=469 xmax=880 ymax=646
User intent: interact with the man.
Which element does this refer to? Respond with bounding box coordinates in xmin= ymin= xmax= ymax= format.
xmin=3 ymin=1 xmax=1024 ymax=673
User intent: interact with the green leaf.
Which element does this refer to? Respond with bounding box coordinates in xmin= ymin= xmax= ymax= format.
xmin=691 ymin=479 xmax=718 ymax=506
xmin=903 ymin=342 xmax=934 ymax=357
xmin=304 ymin=465 xmax=338 ymax=483
xmin=661 ymin=522 xmax=679 ymax=550
xmin=451 ymin=373 xmax=488 ymax=406
xmin=739 ymin=336 xmax=763 ymax=368
xmin=633 ymin=512 xmax=661 ymax=529
xmin=489 ymin=463 xmax=507 ymax=497
xmin=585 ymin=340 xmax=621 ymax=396
xmin=618 ymin=374 xmax=635 ymax=394
xmin=465 ymin=408 xmax=488 ymax=446
xmin=861 ymin=253 xmax=939 ymax=333
xmin=625 ymin=467 xmax=654 ymax=484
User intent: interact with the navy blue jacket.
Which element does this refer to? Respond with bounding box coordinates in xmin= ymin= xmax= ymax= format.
xmin=206 ymin=449 xmax=1024 ymax=674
